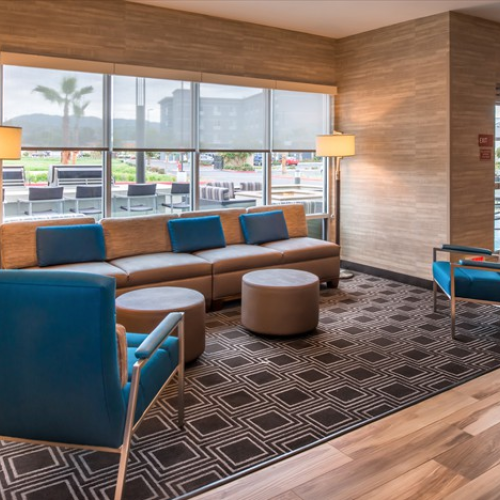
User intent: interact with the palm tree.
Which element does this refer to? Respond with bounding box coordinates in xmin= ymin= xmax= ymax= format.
xmin=33 ymin=77 xmax=93 ymax=164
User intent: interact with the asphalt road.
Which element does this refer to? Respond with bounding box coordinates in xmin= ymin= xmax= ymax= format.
xmin=156 ymin=160 xmax=324 ymax=186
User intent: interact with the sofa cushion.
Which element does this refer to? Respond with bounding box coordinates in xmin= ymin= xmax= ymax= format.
xmin=180 ymin=208 xmax=246 ymax=245
xmin=240 ymin=210 xmax=289 ymax=245
xmin=0 ymin=216 xmax=96 ymax=269
xmin=26 ymin=261 xmax=129 ymax=288
xmin=261 ymin=237 xmax=340 ymax=264
xmin=247 ymin=204 xmax=308 ymax=238
xmin=36 ymin=224 xmax=106 ymax=267
xmin=194 ymin=244 xmax=282 ymax=274
xmin=168 ymin=216 xmax=226 ymax=253
xmin=110 ymin=252 xmax=212 ymax=287
xmin=100 ymin=214 xmax=178 ymax=260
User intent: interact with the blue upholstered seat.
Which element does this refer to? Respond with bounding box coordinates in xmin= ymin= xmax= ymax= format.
xmin=432 ymin=244 xmax=500 ymax=339
xmin=0 ymin=270 xmax=185 ymax=500
xmin=433 ymin=261 xmax=500 ymax=302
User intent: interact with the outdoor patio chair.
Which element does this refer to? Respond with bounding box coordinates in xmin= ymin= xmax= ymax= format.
xmin=69 ymin=185 xmax=103 ymax=216
xmin=433 ymin=244 xmax=500 ymax=339
xmin=162 ymin=182 xmax=190 ymax=212
xmin=239 ymin=181 xmax=263 ymax=191
xmin=119 ymin=183 xmax=158 ymax=213
xmin=18 ymin=186 xmax=64 ymax=216
xmin=0 ymin=270 xmax=185 ymax=500
xmin=206 ymin=181 xmax=235 ymax=198
xmin=2 ymin=166 xmax=25 ymax=187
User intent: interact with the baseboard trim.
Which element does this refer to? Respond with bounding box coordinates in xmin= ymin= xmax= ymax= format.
xmin=342 ymin=261 xmax=433 ymax=290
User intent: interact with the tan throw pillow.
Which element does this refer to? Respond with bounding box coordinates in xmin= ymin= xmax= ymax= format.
xmin=116 ymin=324 xmax=128 ymax=387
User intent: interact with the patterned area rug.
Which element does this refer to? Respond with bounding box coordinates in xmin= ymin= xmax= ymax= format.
xmin=2 ymin=273 xmax=500 ymax=500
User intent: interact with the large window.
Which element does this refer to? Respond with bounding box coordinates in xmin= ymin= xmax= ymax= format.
xmin=200 ymin=84 xmax=265 ymax=150
xmin=1 ymin=61 xmax=330 ymax=229
xmin=198 ymin=151 xmax=264 ymax=210
xmin=198 ymin=85 xmax=266 ymax=211
xmin=113 ymin=76 xmax=192 ymax=150
xmin=110 ymin=77 xmax=193 ymax=217
xmin=3 ymin=66 xmax=104 ymax=149
xmin=271 ymin=91 xmax=327 ymax=216
xmin=272 ymin=90 xmax=326 ymax=150
xmin=270 ymin=152 xmax=324 ymax=216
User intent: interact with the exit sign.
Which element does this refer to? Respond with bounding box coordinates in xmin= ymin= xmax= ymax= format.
xmin=478 ymin=134 xmax=494 ymax=147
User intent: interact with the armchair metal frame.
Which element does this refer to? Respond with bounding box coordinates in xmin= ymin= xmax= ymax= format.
xmin=433 ymin=244 xmax=500 ymax=339
xmin=0 ymin=311 xmax=185 ymax=500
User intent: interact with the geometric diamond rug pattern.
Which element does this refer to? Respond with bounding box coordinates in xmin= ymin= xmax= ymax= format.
xmin=2 ymin=273 xmax=500 ymax=500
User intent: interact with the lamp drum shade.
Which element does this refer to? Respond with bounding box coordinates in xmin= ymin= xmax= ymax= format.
xmin=0 ymin=126 xmax=22 ymax=159
xmin=316 ymin=134 xmax=355 ymax=157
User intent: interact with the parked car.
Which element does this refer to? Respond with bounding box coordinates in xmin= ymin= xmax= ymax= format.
xmin=285 ymin=156 xmax=298 ymax=166
xmin=253 ymin=153 xmax=263 ymax=166
xmin=200 ymin=154 xmax=214 ymax=164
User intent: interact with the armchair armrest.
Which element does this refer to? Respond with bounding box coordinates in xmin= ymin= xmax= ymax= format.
xmin=135 ymin=312 xmax=183 ymax=360
xmin=441 ymin=244 xmax=492 ymax=255
xmin=458 ymin=260 xmax=500 ymax=271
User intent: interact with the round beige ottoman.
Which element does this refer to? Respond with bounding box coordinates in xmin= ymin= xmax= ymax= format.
xmin=116 ymin=287 xmax=205 ymax=362
xmin=241 ymin=269 xmax=319 ymax=336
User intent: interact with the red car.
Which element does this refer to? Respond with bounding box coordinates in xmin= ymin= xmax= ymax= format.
xmin=285 ymin=157 xmax=298 ymax=166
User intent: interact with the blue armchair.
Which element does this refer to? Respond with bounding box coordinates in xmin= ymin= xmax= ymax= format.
xmin=433 ymin=244 xmax=500 ymax=339
xmin=0 ymin=270 xmax=185 ymax=500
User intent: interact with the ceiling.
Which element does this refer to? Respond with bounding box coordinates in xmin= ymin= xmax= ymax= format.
xmin=128 ymin=0 xmax=500 ymax=39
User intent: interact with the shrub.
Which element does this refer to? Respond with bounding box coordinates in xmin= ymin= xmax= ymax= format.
xmin=223 ymin=164 xmax=254 ymax=172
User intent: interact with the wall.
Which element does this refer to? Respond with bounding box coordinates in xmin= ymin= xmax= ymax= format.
xmin=335 ymin=13 xmax=451 ymax=280
xmin=449 ymin=13 xmax=500 ymax=250
xmin=2 ymin=1 xmax=498 ymax=282
xmin=0 ymin=0 xmax=336 ymax=85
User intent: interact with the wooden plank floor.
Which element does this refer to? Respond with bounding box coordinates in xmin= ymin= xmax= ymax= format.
xmin=192 ymin=369 xmax=500 ymax=500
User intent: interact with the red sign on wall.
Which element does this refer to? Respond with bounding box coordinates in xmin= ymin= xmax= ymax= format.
xmin=480 ymin=149 xmax=492 ymax=160
xmin=478 ymin=134 xmax=494 ymax=147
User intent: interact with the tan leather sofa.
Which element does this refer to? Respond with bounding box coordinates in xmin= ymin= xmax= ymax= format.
xmin=0 ymin=204 xmax=340 ymax=308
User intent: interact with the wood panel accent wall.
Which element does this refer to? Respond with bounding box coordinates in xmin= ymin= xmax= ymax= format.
xmin=335 ymin=14 xmax=450 ymax=280
xmin=2 ymin=1 xmax=498 ymax=282
xmin=449 ymin=13 xmax=500 ymax=251
xmin=0 ymin=0 xmax=336 ymax=85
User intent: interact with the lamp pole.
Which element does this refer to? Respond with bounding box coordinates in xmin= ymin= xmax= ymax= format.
xmin=316 ymin=133 xmax=355 ymax=280
xmin=334 ymin=156 xmax=341 ymax=246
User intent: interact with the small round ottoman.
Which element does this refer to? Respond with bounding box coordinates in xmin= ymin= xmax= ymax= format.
xmin=241 ymin=269 xmax=319 ymax=336
xmin=116 ymin=287 xmax=205 ymax=362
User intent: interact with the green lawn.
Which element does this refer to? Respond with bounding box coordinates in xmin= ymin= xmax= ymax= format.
xmin=5 ymin=156 xmax=176 ymax=184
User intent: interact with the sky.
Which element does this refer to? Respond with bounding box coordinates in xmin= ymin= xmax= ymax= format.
xmin=2 ymin=65 xmax=263 ymax=122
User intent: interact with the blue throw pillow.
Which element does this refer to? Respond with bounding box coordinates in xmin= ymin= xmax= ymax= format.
xmin=239 ymin=210 xmax=289 ymax=245
xmin=36 ymin=224 xmax=106 ymax=267
xmin=168 ymin=216 xmax=226 ymax=253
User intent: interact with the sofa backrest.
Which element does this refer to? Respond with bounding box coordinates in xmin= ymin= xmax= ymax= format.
xmin=180 ymin=208 xmax=246 ymax=245
xmin=246 ymin=204 xmax=308 ymax=238
xmin=0 ymin=216 xmax=96 ymax=269
xmin=101 ymin=214 xmax=179 ymax=260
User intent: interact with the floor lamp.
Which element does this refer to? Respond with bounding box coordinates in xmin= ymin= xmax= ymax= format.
xmin=0 ymin=126 xmax=22 ymax=223
xmin=316 ymin=133 xmax=356 ymax=279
